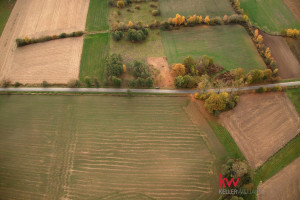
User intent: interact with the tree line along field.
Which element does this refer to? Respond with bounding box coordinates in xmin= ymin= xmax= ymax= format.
xmin=161 ymin=25 xmax=266 ymax=71
xmin=240 ymin=0 xmax=300 ymax=33
xmin=0 ymin=95 xmax=229 ymax=200
xmin=159 ymin=0 xmax=234 ymax=19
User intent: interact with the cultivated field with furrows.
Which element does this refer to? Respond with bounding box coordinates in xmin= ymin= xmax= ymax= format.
xmin=0 ymin=96 xmax=226 ymax=200
xmin=261 ymin=32 xmax=300 ymax=79
xmin=0 ymin=0 xmax=90 ymax=84
xmin=257 ymin=157 xmax=300 ymax=200
xmin=220 ymin=92 xmax=300 ymax=169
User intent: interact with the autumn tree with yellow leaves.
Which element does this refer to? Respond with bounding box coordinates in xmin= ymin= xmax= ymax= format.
xmin=171 ymin=63 xmax=186 ymax=77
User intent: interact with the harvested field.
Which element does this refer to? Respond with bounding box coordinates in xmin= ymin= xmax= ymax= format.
xmin=162 ymin=25 xmax=266 ymax=71
xmin=147 ymin=57 xmax=173 ymax=88
xmin=240 ymin=0 xmax=300 ymax=32
xmin=257 ymin=157 xmax=300 ymax=200
xmin=283 ymin=0 xmax=300 ymax=22
xmin=159 ymin=0 xmax=234 ymax=19
xmin=220 ymin=93 xmax=300 ymax=168
xmin=0 ymin=95 xmax=227 ymax=200
xmin=0 ymin=0 xmax=90 ymax=84
xmin=262 ymin=32 xmax=300 ymax=79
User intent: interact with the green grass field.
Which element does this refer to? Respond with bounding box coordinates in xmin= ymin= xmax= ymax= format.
xmin=0 ymin=95 xmax=226 ymax=200
xmin=207 ymin=121 xmax=245 ymax=160
xmin=79 ymin=33 xmax=109 ymax=85
xmin=287 ymin=87 xmax=300 ymax=115
xmin=240 ymin=0 xmax=300 ymax=33
xmin=159 ymin=0 xmax=234 ymax=19
xmin=85 ymin=0 xmax=109 ymax=31
xmin=109 ymin=1 xmax=162 ymax=25
xmin=0 ymin=0 xmax=15 ymax=36
xmin=161 ymin=25 xmax=266 ymax=71
xmin=110 ymin=30 xmax=165 ymax=63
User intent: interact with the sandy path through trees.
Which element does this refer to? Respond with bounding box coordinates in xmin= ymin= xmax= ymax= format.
xmin=0 ymin=0 xmax=90 ymax=84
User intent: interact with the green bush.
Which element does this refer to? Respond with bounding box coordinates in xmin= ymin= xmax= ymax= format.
xmin=13 ymin=82 xmax=21 ymax=88
xmin=112 ymin=30 xmax=123 ymax=41
xmin=68 ymin=79 xmax=81 ymax=88
xmin=105 ymin=53 xmax=124 ymax=77
xmin=127 ymin=28 xmax=149 ymax=42
xmin=1 ymin=79 xmax=11 ymax=88
xmin=152 ymin=10 xmax=160 ymax=16
xmin=42 ymin=81 xmax=49 ymax=88
xmin=133 ymin=61 xmax=150 ymax=78
xmin=256 ymin=87 xmax=267 ymax=93
xmin=94 ymin=78 xmax=100 ymax=88
xmin=59 ymin=33 xmax=67 ymax=38
xmin=84 ymin=76 xmax=92 ymax=88
xmin=112 ymin=76 xmax=122 ymax=87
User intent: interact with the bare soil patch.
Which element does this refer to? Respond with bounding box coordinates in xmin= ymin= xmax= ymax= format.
xmin=220 ymin=93 xmax=300 ymax=168
xmin=0 ymin=0 xmax=90 ymax=84
xmin=257 ymin=157 xmax=300 ymax=200
xmin=147 ymin=57 xmax=174 ymax=88
xmin=283 ymin=0 xmax=300 ymax=22
xmin=262 ymin=32 xmax=300 ymax=79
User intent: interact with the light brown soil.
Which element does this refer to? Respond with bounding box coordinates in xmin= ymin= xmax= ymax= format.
xmin=262 ymin=32 xmax=300 ymax=79
xmin=147 ymin=57 xmax=174 ymax=88
xmin=283 ymin=0 xmax=300 ymax=22
xmin=220 ymin=93 xmax=300 ymax=169
xmin=257 ymin=157 xmax=300 ymax=200
xmin=0 ymin=0 xmax=90 ymax=84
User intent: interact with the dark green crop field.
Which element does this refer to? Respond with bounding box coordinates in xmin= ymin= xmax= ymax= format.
xmin=162 ymin=25 xmax=266 ymax=71
xmin=0 ymin=95 xmax=227 ymax=200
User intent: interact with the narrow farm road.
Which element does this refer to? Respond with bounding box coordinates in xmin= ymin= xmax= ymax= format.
xmin=0 ymin=81 xmax=300 ymax=94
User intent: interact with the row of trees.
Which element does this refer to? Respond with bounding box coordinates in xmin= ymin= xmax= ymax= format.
xmin=16 ymin=31 xmax=83 ymax=47
xmin=281 ymin=28 xmax=300 ymax=38
xmin=172 ymin=56 xmax=225 ymax=89
xmin=112 ymin=28 xmax=150 ymax=42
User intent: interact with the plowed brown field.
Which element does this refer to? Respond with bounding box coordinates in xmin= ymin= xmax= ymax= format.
xmin=262 ymin=32 xmax=300 ymax=79
xmin=283 ymin=0 xmax=300 ymax=22
xmin=257 ymin=157 xmax=300 ymax=200
xmin=220 ymin=93 xmax=300 ymax=168
xmin=0 ymin=0 xmax=90 ymax=84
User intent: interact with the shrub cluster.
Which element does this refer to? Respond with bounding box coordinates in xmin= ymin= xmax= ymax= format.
xmin=229 ymin=0 xmax=244 ymax=15
xmin=256 ymin=85 xmax=284 ymax=93
xmin=195 ymin=91 xmax=239 ymax=115
xmin=105 ymin=53 xmax=124 ymax=87
xmin=16 ymin=31 xmax=83 ymax=47
xmin=281 ymin=28 xmax=300 ymax=38
xmin=129 ymin=61 xmax=153 ymax=88
xmin=127 ymin=28 xmax=149 ymax=42
xmin=112 ymin=30 xmax=124 ymax=41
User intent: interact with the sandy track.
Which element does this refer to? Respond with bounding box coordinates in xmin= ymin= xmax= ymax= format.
xmin=147 ymin=57 xmax=174 ymax=88
xmin=0 ymin=0 xmax=90 ymax=84
xmin=257 ymin=157 xmax=300 ymax=200
xmin=220 ymin=93 xmax=300 ymax=168
xmin=262 ymin=32 xmax=300 ymax=79
xmin=283 ymin=0 xmax=300 ymax=22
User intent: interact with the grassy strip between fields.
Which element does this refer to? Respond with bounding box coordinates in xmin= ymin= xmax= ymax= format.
xmin=286 ymin=87 xmax=300 ymax=115
xmin=0 ymin=0 xmax=15 ymax=36
xmin=85 ymin=0 xmax=109 ymax=31
xmin=79 ymin=33 xmax=109 ymax=85
xmin=207 ymin=121 xmax=245 ymax=160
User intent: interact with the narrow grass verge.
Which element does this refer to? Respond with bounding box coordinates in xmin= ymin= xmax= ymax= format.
xmin=85 ymin=0 xmax=109 ymax=31
xmin=0 ymin=0 xmax=15 ymax=36
xmin=79 ymin=33 xmax=109 ymax=85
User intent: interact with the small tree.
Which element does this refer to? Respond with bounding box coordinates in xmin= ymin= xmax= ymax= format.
xmin=117 ymin=1 xmax=125 ymax=8
xmin=172 ymin=63 xmax=186 ymax=77
xmin=84 ymin=76 xmax=92 ymax=87
xmin=105 ymin=53 xmax=123 ymax=77
xmin=112 ymin=76 xmax=122 ymax=87
xmin=204 ymin=16 xmax=210 ymax=24
xmin=42 ymin=81 xmax=49 ymax=88
xmin=93 ymin=78 xmax=100 ymax=88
